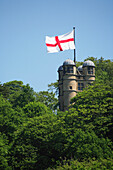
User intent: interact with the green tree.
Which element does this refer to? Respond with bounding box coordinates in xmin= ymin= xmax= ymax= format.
xmin=48 ymin=81 xmax=59 ymax=95
xmin=0 ymin=133 xmax=10 ymax=169
xmin=0 ymin=81 xmax=35 ymax=108
xmin=35 ymin=91 xmax=58 ymax=112
xmin=0 ymin=57 xmax=113 ymax=169
xmin=0 ymin=80 xmax=23 ymax=99
xmin=70 ymin=83 xmax=113 ymax=141
xmin=50 ymin=158 xmax=113 ymax=170
xmin=23 ymin=101 xmax=52 ymax=118
xmin=14 ymin=84 xmax=35 ymax=108
xmin=10 ymin=113 xmax=57 ymax=170
xmin=0 ymin=95 xmax=26 ymax=142
xmin=65 ymin=130 xmax=112 ymax=160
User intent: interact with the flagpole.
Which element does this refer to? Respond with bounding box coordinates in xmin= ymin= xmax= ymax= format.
xmin=73 ymin=27 xmax=76 ymax=64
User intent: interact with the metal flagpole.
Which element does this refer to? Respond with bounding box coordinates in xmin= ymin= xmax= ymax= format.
xmin=73 ymin=27 xmax=76 ymax=64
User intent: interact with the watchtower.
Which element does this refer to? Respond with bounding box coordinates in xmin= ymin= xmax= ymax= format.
xmin=58 ymin=59 xmax=95 ymax=111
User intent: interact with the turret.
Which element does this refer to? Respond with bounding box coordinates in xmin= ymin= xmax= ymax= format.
xmin=58 ymin=59 xmax=77 ymax=111
xmin=82 ymin=60 xmax=95 ymax=87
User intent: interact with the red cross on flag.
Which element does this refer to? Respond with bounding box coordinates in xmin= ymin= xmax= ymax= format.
xmin=45 ymin=30 xmax=75 ymax=53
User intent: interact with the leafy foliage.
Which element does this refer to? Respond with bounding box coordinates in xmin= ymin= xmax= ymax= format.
xmin=0 ymin=81 xmax=35 ymax=108
xmin=0 ymin=57 xmax=113 ymax=169
xmin=10 ymin=114 xmax=57 ymax=169
xmin=35 ymin=91 xmax=58 ymax=112
xmin=48 ymin=81 xmax=59 ymax=95
xmin=70 ymin=83 xmax=113 ymax=140
xmin=23 ymin=101 xmax=52 ymax=118
xmin=0 ymin=133 xmax=9 ymax=169
xmin=49 ymin=158 xmax=113 ymax=170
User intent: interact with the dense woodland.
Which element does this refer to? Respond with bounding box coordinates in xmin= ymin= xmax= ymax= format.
xmin=0 ymin=57 xmax=113 ymax=169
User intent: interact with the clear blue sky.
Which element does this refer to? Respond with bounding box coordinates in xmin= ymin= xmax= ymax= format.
xmin=0 ymin=0 xmax=113 ymax=92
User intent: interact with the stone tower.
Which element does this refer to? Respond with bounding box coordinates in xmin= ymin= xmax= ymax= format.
xmin=58 ymin=59 xmax=95 ymax=111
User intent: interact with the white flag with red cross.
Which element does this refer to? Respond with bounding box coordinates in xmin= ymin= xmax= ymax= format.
xmin=45 ymin=30 xmax=75 ymax=53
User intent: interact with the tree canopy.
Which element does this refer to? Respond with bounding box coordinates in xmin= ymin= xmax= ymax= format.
xmin=0 ymin=57 xmax=113 ymax=169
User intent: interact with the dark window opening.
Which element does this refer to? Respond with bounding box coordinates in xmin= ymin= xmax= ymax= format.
xmin=88 ymin=67 xmax=93 ymax=74
xmin=69 ymin=86 xmax=72 ymax=89
xmin=67 ymin=66 xmax=73 ymax=73
xmin=63 ymin=66 xmax=74 ymax=74
xmin=78 ymin=83 xmax=84 ymax=90
xmin=59 ymin=74 xmax=61 ymax=80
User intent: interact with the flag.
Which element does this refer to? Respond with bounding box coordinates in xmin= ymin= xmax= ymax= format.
xmin=45 ymin=30 xmax=75 ymax=53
